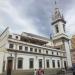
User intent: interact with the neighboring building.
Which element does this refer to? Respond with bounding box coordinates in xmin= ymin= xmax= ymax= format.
xmin=71 ymin=35 xmax=75 ymax=66
xmin=0 ymin=4 xmax=72 ymax=75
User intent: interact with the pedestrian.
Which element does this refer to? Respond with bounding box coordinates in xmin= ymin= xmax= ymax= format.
xmin=41 ymin=69 xmax=44 ymax=75
xmin=37 ymin=68 xmax=44 ymax=75
xmin=73 ymin=68 xmax=75 ymax=75
xmin=34 ymin=69 xmax=37 ymax=75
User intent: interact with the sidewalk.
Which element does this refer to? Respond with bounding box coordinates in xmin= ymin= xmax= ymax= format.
xmin=58 ymin=73 xmax=73 ymax=75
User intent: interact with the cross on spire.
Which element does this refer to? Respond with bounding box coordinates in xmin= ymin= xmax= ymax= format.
xmin=55 ymin=1 xmax=56 ymax=5
xmin=54 ymin=1 xmax=58 ymax=8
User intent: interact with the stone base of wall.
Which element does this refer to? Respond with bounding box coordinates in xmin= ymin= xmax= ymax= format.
xmin=44 ymin=69 xmax=60 ymax=75
xmin=11 ymin=70 xmax=34 ymax=75
xmin=0 ymin=73 xmax=3 ymax=75
xmin=11 ymin=69 xmax=60 ymax=75
xmin=0 ymin=69 xmax=61 ymax=75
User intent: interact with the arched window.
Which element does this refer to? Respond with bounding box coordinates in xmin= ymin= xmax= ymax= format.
xmin=55 ymin=25 xmax=59 ymax=33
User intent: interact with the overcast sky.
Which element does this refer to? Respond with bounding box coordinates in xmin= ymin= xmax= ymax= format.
xmin=0 ymin=0 xmax=75 ymax=37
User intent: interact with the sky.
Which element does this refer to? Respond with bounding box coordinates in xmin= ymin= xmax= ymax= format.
xmin=0 ymin=0 xmax=75 ymax=37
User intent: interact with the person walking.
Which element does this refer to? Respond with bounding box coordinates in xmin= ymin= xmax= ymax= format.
xmin=37 ymin=68 xmax=44 ymax=75
xmin=73 ymin=68 xmax=75 ymax=75
xmin=40 ymin=69 xmax=44 ymax=75
xmin=34 ymin=69 xmax=37 ymax=75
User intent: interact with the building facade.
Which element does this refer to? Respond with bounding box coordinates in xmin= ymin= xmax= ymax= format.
xmin=71 ymin=35 xmax=75 ymax=66
xmin=0 ymin=5 xmax=72 ymax=75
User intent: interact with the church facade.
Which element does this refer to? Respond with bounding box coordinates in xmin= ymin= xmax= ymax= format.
xmin=0 ymin=5 xmax=72 ymax=75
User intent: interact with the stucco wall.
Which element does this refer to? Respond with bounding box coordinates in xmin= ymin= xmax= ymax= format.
xmin=0 ymin=52 xmax=4 ymax=74
xmin=64 ymin=40 xmax=72 ymax=67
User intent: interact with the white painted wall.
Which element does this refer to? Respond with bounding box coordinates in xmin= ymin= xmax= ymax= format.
xmin=64 ymin=40 xmax=72 ymax=67
xmin=52 ymin=21 xmax=65 ymax=37
xmin=0 ymin=52 xmax=4 ymax=74
xmin=58 ymin=22 xmax=65 ymax=34
xmin=0 ymin=50 xmax=67 ymax=74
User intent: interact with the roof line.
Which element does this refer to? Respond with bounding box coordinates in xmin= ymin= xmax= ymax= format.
xmin=0 ymin=27 xmax=9 ymax=37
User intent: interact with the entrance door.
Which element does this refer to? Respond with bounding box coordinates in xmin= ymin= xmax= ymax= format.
xmin=7 ymin=58 xmax=13 ymax=75
xmin=64 ymin=61 xmax=67 ymax=69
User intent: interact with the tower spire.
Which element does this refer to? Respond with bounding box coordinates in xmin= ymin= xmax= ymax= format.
xmin=52 ymin=1 xmax=65 ymax=22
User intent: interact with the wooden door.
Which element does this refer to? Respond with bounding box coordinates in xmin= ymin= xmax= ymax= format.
xmin=7 ymin=59 xmax=13 ymax=75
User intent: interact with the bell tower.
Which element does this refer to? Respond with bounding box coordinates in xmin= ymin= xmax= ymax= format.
xmin=51 ymin=2 xmax=72 ymax=68
xmin=52 ymin=6 xmax=66 ymax=36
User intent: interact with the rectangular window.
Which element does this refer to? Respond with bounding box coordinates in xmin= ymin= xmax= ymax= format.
xmin=55 ymin=25 xmax=59 ymax=33
xmin=56 ymin=48 xmax=60 ymax=50
xmin=57 ymin=52 xmax=58 ymax=55
xmin=9 ymin=35 xmax=12 ymax=38
xmin=52 ymin=60 xmax=55 ymax=68
xmin=16 ymin=36 xmax=18 ymax=39
xmin=46 ymin=60 xmax=49 ymax=68
xmin=25 ymin=47 xmax=28 ymax=51
xmin=29 ymin=58 xmax=34 ymax=68
xmin=64 ymin=61 xmax=67 ymax=69
xmin=17 ymin=58 xmax=23 ymax=69
xmin=52 ymin=51 xmax=54 ymax=55
xmin=35 ymin=48 xmax=37 ymax=52
xmin=19 ymin=46 xmax=22 ymax=50
xmin=63 ymin=24 xmax=65 ymax=32
xmin=30 ymin=48 xmax=33 ymax=52
xmin=9 ymin=44 xmax=13 ymax=49
xmin=46 ymin=50 xmax=48 ymax=54
xmin=57 ymin=60 xmax=60 ymax=68
xmin=39 ymin=59 xmax=42 ymax=68
xmin=39 ymin=49 xmax=41 ymax=53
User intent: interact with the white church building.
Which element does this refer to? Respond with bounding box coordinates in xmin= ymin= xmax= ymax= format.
xmin=0 ymin=5 xmax=72 ymax=75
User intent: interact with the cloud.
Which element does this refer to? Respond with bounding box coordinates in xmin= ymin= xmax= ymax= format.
xmin=65 ymin=2 xmax=75 ymax=36
xmin=0 ymin=0 xmax=75 ymax=38
xmin=0 ymin=0 xmax=40 ymax=35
